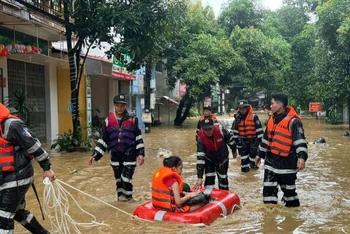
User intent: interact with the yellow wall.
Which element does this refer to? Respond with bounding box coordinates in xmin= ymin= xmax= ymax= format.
xmin=57 ymin=66 xmax=87 ymax=138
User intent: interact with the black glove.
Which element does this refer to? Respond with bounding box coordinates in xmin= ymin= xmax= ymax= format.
xmin=91 ymin=151 xmax=103 ymax=161
xmin=184 ymin=192 xmax=208 ymax=206
xmin=237 ymin=139 xmax=244 ymax=148
xmin=253 ymin=138 xmax=261 ymax=148
xmin=235 ymin=113 xmax=242 ymax=123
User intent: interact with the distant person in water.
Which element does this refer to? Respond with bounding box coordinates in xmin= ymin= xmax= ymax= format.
xmin=314 ymin=137 xmax=326 ymax=144
xmin=152 ymin=156 xmax=204 ymax=212
xmin=196 ymin=105 xmax=218 ymax=134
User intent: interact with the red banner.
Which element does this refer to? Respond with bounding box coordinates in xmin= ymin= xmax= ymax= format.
xmin=309 ymin=102 xmax=322 ymax=112
xmin=112 ymin=71 xmax=135 ymax=80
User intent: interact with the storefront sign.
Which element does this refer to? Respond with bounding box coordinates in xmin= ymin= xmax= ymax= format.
xmin=309 ymin=102 xmax=322 ymax=112
xmin=142 ymin=112 xmax=152 ymax=123
xmin=86 ymin=75 xmax=92 ymax=135
xmin=112 ymin=55 xmax=135 ymax=80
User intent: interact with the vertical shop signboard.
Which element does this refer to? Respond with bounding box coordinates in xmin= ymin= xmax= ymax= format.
xmin=86 ymin=75 xmax=92 ymax=136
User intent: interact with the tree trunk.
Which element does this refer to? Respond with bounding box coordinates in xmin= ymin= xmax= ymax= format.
xmin=348 ymin=95 xmax=350 ymax=129
xmin=174 ymin=96 xmax=193 ymax=126
xmin=64 ymin=1 xmax=81 ymax=141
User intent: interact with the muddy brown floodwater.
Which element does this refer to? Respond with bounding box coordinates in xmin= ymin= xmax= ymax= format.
xmin=16 ymin=114 xmax=350 ymax=234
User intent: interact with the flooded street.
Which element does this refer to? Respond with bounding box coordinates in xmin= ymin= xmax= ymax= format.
xmin=16 ymin=114 xmax=350 ymax=234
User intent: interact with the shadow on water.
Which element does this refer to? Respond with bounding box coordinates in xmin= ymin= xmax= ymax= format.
xmin=16 ymin=115 xmax=350 ymax=233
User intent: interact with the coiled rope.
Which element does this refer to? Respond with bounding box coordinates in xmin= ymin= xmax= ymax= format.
xmin=43 ymin=178 xmax=151 ymax=234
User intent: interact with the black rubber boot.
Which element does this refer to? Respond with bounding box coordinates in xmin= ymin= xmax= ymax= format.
xmin=14 ymin=212 xmax=50 ymax=234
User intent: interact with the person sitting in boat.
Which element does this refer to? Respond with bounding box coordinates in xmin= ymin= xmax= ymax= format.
xmin=152 ymin=156 xmax=204 ymax=212
xmin=194 ymin=118 xmax=237 ymax=190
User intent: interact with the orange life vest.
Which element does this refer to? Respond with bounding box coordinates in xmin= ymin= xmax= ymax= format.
xmin=0 ymin=104 xmax=19 ymax=172
xmin=237 ymin=106 xmax=256 ymax=138
xmin=0 ymin=127 xmax=15 ymax=172
xmin=201 ymin=114 xmax=217 ymax=122
xmin=152 ymin=166 xmax=184 ymax=211
xmin=266 ymin=107 xmax=300 ymax=157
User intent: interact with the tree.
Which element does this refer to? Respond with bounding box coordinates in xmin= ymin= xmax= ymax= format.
xmin=315 ymin=0 xmax=350 ymax=126
xmin=229 ymin=26 xmax=291 ymax=103
xmin=171 ymin=34 xmax=219 ymax=125
xmin=18 ymin=0 xmax=186 ymax=138
xmin=163 ymin=2 xmax=218 ymax=125
xmin=260 ymin=1 xmax=317 ymax=109
xmin=266 ymin=4 xmax=310 ymax=42
xmin=108 ymin=0 xmax=187 ymax=113
xmin=218 ymin=0 xmax=264 ymax=36
xmin=163 ymin=1 xmax=246 ymax=125
xmin=285 ymin=25 xmax=316 ymax=109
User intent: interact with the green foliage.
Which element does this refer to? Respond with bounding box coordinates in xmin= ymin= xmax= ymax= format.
xmin=259 ymin=1 xmax=318 ymax=110
xmin=188 ymin=108 xmax=200 ymax=117
xmin=50 ymin=126 xmax=94 ymax=152
xmin=325 ymin=105 xmax=342 ymax=124
xmin=284 ymin=24 xmax=317 ymax=109
xmin=166 ymin=2 xmax=246 ymax=102
xmin=266 ymin=4 xmax=311 ymax=42
xmin=172 ymin=33 xmax=218 ymax=100
xmin=83 ymin=137 xmax=94 ymax=151
xmin=24 ymin=0 xmax=188 ymax=139
xmin=229 ymin=26 xmax=291 ymax=96
xmin=107 ymin=0 xmax=187 ymax=71
xmin=218 ymin=0 xmax=264 ymax=36
xmin=10 ymin=89 xmax=38 ymax=128
xmin=313 ymin=0 xmax=350 ymax=117
xmin=50 ymin=130 xmax=79 ymax=152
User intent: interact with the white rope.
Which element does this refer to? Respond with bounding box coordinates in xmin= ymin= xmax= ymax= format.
xmin=55 ymin=179 xmax=152 ymax=222
xmin=43 ymin=177 xmax=110 ymax=234
xmin=43 ymin=178 xmax=152 ymax=234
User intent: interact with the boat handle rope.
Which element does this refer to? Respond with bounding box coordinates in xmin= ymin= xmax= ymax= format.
xmin=43 ymin=177 xmax=152 ymax=231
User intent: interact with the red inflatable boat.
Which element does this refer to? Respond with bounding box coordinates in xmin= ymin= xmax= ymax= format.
xmin=133 ymin=188 xmax=240 ymax=225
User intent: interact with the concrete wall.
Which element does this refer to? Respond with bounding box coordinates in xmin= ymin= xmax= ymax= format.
xmin=91 ymin=76 xmax=110 ymax=119
xmin=57 ymin=66 xmax=87 ymax=135
xmin=343 ymin=106 xmax=349 ymax=124
xmin=45 ymin=64 xmax=59 ymax=142
xmin=0 ymin=58 xmax=9 ymax=102
xmin=108 ymin=79 xmax=119 ymax=112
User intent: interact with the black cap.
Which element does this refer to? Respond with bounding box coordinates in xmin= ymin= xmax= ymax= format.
xmin=200 ymin=118 xmax=214 ymax=128
xmin=237 ymin=99 xmax=250 ymax=108
xmin=203 ymin=105 xmax=212 ymax=111
xmin=272 ymin=93 xmax=288 ymax=107
xmin=113 ymin=94 xmax=127 ymax=104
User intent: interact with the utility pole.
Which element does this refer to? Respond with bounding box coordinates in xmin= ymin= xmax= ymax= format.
xmin=143 ymin=66 xmax=152 ymax=133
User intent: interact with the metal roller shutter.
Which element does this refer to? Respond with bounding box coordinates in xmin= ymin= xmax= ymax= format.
xmin=7 ymin=59 xmax=46 ymax=141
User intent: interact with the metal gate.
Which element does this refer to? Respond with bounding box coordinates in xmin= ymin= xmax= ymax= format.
xmin=7 ymin=59 xmax=46 ymax=141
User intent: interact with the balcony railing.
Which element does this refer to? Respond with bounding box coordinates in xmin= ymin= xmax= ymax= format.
xmin=24 ymin=0 xmax=63 ymax=17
